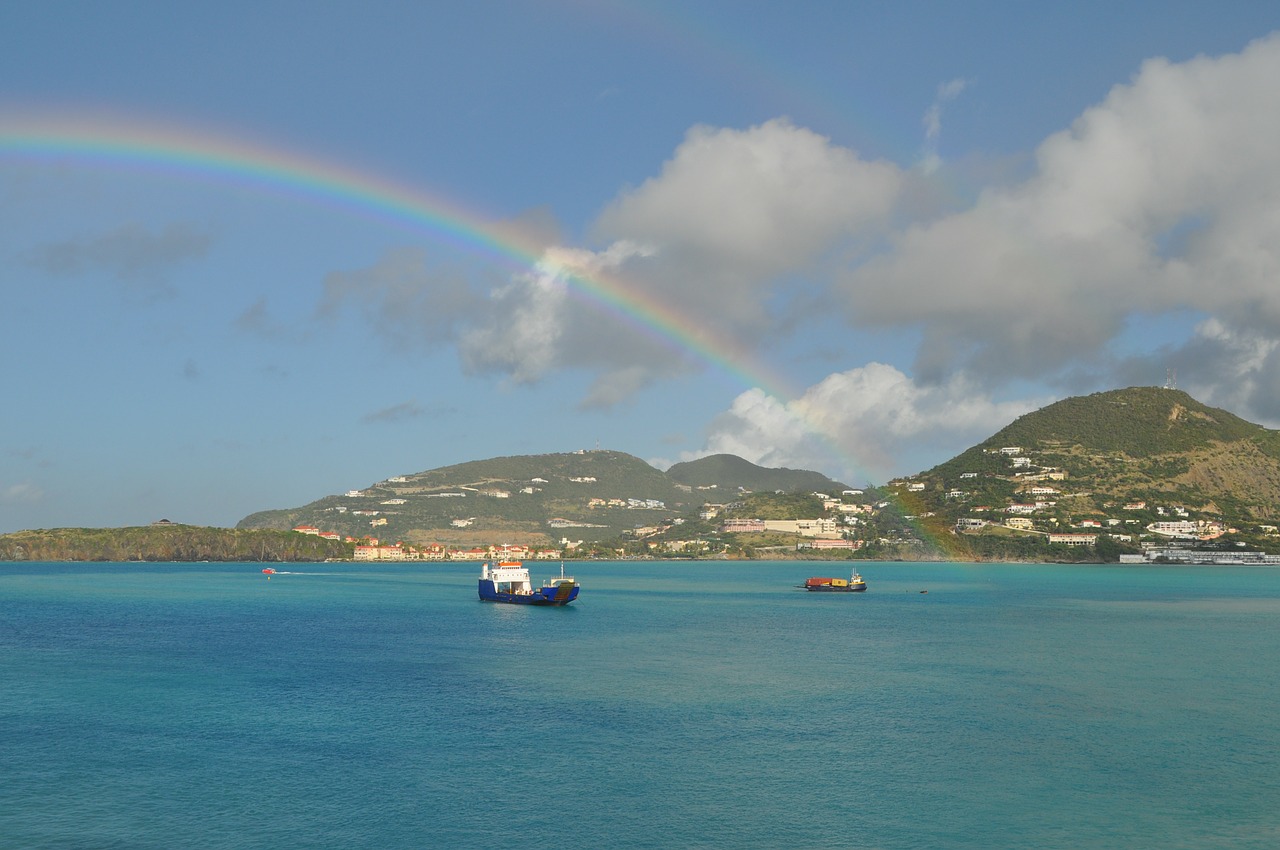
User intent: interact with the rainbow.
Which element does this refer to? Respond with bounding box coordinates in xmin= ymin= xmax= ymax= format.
xmin=0 ymin=111 xmax=794 ymax=394
xmin=0 ymin=111 xmax=879 ymax=484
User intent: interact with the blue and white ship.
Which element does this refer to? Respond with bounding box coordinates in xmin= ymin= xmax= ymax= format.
xmin=478 ymin=560 xmax=580 ymax=606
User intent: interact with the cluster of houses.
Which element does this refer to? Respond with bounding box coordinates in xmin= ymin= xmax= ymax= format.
xmin=927 ymin=447 xmax=1236 ymax=546
xmin=588 ymin=497 xmax=667 ymax=510
xmin=291 ymin=525 xmax=563 ymax=562
xmin=708 ymin=491 xmax=878 ymax=551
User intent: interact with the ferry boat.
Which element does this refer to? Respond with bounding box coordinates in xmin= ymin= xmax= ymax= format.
xmin=802 ymin=569 xmax=867 ymax=592
xmin=478 ymin=560 xmax=580 ymax=606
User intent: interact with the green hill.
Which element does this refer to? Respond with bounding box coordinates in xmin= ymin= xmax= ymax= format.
xmin=666 ymin=453 xmax=850 ymax=494
xmin=0 ymin=524 xmax=351 ymax=562
xmin=954 ymin=387 xmax=1271 ymax=460
xmin=237 ymin=449 xmax=851 ymax=548
xmin=15 ymin=389 xmax=1277 ymax=563
xmin=903 ymin=386 xmax=1280 ymax=558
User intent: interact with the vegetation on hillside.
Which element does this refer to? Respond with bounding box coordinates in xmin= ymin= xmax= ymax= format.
xmin=237 ymin=449 xmax=851 ymax=546
xmin=904 ymin=387 xmax=1280 ymax=560
xmin=13 ymin=388 xmax=1280 ymax=564
xmin=960 ymin=387 xmax=1266 ymax=460
xmin=666 ymin=453 xmax=849 ymax=493
xmin=0 ymin=525 xmax=352 ymax=562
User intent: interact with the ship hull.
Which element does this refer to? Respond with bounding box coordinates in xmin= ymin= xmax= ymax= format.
xmin=478 ymin=579 xmax=580 ymax=606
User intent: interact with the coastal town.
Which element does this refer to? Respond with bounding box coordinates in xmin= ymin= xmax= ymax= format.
xmin=243 ymin=389 xmax=1280 ymax=565
xmin=899 ymin=444 xmax=1280 ymax=565
xmin=286 ymin=440 xmax=1280 ymax=565
xmin=288 ymin=526 xmax=569 ymax=563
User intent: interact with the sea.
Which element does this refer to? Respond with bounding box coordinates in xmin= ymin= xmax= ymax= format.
xmin=2 ymin=560 xmax=1278 ymax=850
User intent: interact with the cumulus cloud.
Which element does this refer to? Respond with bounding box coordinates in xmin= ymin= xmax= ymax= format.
xmin=457 ymin=246 xmax=578 ymax=383
xmin=592 ymin=119 xmax=902 ymax=338
xmin=458 ymin=241 xmax=695 ymax=402
xmin=324 ymin=36 xmax=1280 ymax=472
xmin=688 ymin=363 xmax=1044 ymax=483
xmin=325 ymin=120 xmax=908 ymax=409
xmin=454 ymin=119 xmax=906 ymax=403
xmin=841 ymin=33 xmax=1280 ymax=408
xmin=596 ymin=119 xmax=901 ymax=277
xmin=679 ymin=33 xmax=1280 ymax=478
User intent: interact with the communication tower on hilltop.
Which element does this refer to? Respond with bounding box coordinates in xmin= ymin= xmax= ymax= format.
xmin=1164 ymin=368 xmax=1177 ymax=390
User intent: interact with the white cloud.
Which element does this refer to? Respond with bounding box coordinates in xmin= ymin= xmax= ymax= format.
xmin=452 ymin=118 xmax=907 ymax=406
xmin=459 ymin=241 xmax=665 ymax=387
xmin=690 ymin=364 xmax=1044 ymax=483
xmin=596 ymin=119 xmax=900 ymax=278
xmin=843 ymin=33 xmax=1280 ymax=395
xmin=591 ymin=119 xmax=904 ymax=341
xmin=324 ymin=35 xmax=1280 ymax=439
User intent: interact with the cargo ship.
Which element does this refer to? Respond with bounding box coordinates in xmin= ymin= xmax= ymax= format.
xmin=478 ymin=560 xmax=580 ymax=606
xmin=801 ymin=570 xmax=867 ymax=592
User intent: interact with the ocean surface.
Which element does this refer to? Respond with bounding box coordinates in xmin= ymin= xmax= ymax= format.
xmin=2 ymin=560 xmax=1278 ymax=849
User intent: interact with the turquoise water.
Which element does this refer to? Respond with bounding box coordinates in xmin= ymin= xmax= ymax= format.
xmin=2 ymin=560 xmax=1278 ymax=849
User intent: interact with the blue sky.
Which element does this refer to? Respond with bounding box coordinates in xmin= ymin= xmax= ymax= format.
xmin=4 ymin=1 xmax=1280 ymax=532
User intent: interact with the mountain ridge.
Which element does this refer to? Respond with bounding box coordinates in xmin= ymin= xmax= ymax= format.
xmin=9 ymin=386 xmax=1280 ymax=562
xmin=666 ymin=453 xmax=850 ymax=494
xmin=236 ymin=449 xmax=850 ymax=546
xmin=901 ymin=386 xmax=1280 ymax=559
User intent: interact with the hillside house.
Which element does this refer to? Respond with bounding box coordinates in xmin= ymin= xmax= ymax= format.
xmin=721 ymin=518 xmax=765 ymax=533
xmin=700 ymin=504 xmax=725 ymax=520
xmin=763 ymin=518 xmax=840 ymax=537
xmin=798 ymin=539 xmax=861 ymax=550
xmin=354 ymin=544 xmax=407 ymax=561
xmin=1049 ymin=533 xmax=1097 ymax=546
